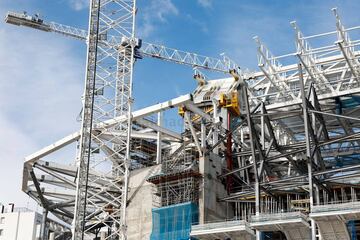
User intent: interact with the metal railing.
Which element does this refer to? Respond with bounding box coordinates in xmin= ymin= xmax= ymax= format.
xmin=250 ymin=211 xmax=308 ymax=223
xmin=191 ymin=219 xmax=248 ymax=232
xmin=312 ymin=200 xmax=360 ymax=213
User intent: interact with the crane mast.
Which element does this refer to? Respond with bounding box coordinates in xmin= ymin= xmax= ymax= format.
xmin=72 ymin=0 xmax=136 ymax=239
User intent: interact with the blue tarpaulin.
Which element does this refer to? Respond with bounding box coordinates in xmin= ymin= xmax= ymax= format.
xmin=150 ymin=202 xmax=199 ymax=240
xmin=347 ymin=220 xmax=357 ymax=240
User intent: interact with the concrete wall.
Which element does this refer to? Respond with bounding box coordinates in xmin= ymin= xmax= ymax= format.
xmin=199 ymin=153 xmax=233 ymax=223
xmin=126 ymin=165 xmax=160 ymax=240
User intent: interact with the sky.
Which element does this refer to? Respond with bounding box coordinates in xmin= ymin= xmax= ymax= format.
xmin=0 ymin=0 xmax=360 ymax=209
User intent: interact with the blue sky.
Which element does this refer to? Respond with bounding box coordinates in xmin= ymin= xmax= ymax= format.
xmin=0 ymin=0 xmax=360 ymax=208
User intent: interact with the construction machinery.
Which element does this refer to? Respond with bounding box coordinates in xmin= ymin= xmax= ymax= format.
xmin=5 ymin=2 xmax=360 ymax=240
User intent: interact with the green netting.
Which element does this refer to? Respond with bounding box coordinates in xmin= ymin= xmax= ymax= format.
xmin=150 ymin=202 xmax=198 ymax=240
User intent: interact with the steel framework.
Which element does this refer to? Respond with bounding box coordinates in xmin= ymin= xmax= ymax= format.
xmin=72 ymin=0 xmax=136 ymax=239
xmin=6 ymin=4 xmax=360 ymax=240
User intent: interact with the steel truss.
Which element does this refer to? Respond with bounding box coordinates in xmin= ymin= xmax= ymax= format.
xmin=5 ymin=11 xmax=238 ymax=74
xmin=21 ymin=94 xmax=197 ymax=238
xmin=217 ymin=9 xmax=360 ymax=240
xmin=72 ymin=0 xmax=137 ymax=239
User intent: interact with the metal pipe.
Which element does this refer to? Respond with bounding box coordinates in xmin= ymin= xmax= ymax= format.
xmin=156 ymin=111 xmax=163 ymax=164
xmin=40 ymin=208 xmax=48 ymax=240
xmin=299 ymin=63 xmax=316 ymax=240
xmin=242 ymin=85 xmax=261 ymax=240
xmin=309 ymin=109 xmax=360 ymax=122
xmin=185 ymin=112 xmax=203 ymax=156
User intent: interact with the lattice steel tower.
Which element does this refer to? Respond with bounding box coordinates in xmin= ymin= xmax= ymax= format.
xmin=73 ymin=0 xmax=137 ymax=239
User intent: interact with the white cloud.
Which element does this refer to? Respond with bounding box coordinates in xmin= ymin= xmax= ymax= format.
xmin=153 ymin=0 xmax=178 ymax=22
xmin=68 ymin=0 xmax=88 ymax=11
xmin=0 ymin=114 xmax=36 ymax=207
xmin=197 ymin=0 xmax=212 ymax=8
xmin=0 ymin=23 xmax=84 ymax=206
xmin=185 ymin=14 xmax=208 ymax=33
xmin=138 ymin=0 xmax=179 ymax=38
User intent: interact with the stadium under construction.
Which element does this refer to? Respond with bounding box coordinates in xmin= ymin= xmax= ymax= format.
xmin=4 ymin=1 xmax=360 ymax=240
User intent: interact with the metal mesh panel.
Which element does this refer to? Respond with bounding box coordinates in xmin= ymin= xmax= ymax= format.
xmin=150 ymin=202 xmax=198 ymax=240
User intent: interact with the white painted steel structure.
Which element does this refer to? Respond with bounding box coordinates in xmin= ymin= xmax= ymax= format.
xmin=4 ymin=11 xmax=238 ymax=74
xmin=5 ymin=4 xmax=360 ymax=240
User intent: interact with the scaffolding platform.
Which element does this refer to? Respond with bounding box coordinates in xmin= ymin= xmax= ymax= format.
xmin=147 ymin=169 xmax=202 ymax=185
xmin=250 ymin=212 xmax=310 ymax=240
xmin=190 ymin=220 xmax=255 ymax=240
xmin=310 ymin=201 xmax=360 ymax=240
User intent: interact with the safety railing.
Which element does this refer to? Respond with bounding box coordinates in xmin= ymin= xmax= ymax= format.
xmin=250 ymin=211 xmax=308 ymax=223
xmin=191 ymin=219 xmax=248 ymax=232
xmin=312 ymin=200 xmax=360 ymax=213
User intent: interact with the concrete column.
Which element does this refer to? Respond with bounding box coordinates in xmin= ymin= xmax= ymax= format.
xmin=49 ymin=232 xmax=55 ymax=240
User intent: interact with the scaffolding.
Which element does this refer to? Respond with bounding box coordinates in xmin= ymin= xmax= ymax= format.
xmin=148 ymin=137 xmax=201 ymax=207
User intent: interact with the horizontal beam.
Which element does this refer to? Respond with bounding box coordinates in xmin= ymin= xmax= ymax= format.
xmin=25 ymin=132 xmax=80 ymax=164
xmin=99 ymin=130 xmax=179 ymax=142
xmin=99 ymin=94 xmax=192 ymax=128
xmin=309 ymin=109 xmax=360 ymax=122
xmin=135 ymin=118 xmax=182 ymax=140
xmin=184 ymin=103 xmax=212 ymax=122
xmin=25 ymin=95 xmax=191 ymax=166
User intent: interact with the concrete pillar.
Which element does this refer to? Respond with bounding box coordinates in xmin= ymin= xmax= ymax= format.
xmin=49 ymin=232 xmax=55 ymax=240
xmin=199 ymin=153 xmax=232 ymax=224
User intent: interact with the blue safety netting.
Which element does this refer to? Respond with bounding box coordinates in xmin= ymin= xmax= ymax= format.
xmin=150 ymin=202 xmax=199 ymax=240
xmin=347 ymin=220 xmax=357 ymax=240
xmin=335 ymin=96 xmax=360 ymax=114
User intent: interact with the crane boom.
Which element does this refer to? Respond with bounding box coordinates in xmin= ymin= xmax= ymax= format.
xmin=5 ymin=11 xmax=238 ymax=73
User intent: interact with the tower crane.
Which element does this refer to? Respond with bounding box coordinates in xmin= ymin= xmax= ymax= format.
xmin=4 ymin=6 xmax=240 ymax=240
xmin=5 ymin=11 xmax=239 ymax=74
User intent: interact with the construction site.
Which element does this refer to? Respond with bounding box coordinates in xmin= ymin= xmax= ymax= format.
xmin=3 ymin=1 xmax=360 ymax=240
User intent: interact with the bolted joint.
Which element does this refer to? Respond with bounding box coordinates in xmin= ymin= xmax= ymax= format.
xmin=193 ymin=72 xmax=207 ymax=86
xmin=178 ymin=106 xmax=187 ymax=117
xmin=229 ymin=69 xmax=240 ymax=81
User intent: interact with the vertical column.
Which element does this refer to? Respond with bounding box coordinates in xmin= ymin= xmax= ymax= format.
xmin=309 ymin=90 xmax=321 ymax=206
xmin=201 ymin=119 xmax=206 ymax=149
xmin=72 ymin=0 xmax=100 ymax=237
xmin=299 ymin=63 xmax=316 ymax=240
xmin=49 ymin=232 xmax=55 ymax=240
xmin=40 ymin=208 xmax=48 ymax=240
xmin=212 ymin=100 xmax=219 ymax=155
xmin=260 ymin=102 xmax=265 ymax=151
xmin=121 ymin=2 xmax=138 ymax=237
xmin=226 ymin=112 xmax=233 ymax=193
xmin=156 ymin=112 xmax=163 ymax=164
xmin=242 ymin=85 xmax=261 ymax=240
xmin=72 ymin=0 xmax=137 ymax=239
